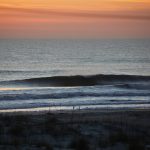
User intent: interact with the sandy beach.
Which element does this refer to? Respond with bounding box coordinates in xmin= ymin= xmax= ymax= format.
xmin=0 ymin=108 xmax=150 ymax=150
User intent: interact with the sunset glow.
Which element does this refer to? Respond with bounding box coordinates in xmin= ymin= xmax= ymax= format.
xmin=0 ymin=0 xmax=150 ymax=38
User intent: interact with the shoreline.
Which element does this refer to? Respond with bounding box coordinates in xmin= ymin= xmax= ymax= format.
xmin=0 ymin=104 xmax=150 ymax=115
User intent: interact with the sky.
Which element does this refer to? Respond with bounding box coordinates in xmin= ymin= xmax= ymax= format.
xmin=0 ymin=0 xmax=150 ymax=39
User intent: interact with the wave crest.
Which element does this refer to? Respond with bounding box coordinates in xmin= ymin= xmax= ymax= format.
xmin=0 ymin=74 xmax=150 ymax=87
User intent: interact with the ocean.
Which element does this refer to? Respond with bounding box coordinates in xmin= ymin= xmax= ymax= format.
xmin=0 ymin=39 xmax=150 ymax=111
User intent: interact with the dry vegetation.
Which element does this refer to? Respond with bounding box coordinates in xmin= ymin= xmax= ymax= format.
xmin=0 ymin=109 xmax=150 ymax=150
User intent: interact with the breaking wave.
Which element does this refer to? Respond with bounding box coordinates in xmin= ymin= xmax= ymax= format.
xmin=0 ymin=74 xmax=150 ymax=87
xmin=0 ymin=91 xmax=150 ymax=101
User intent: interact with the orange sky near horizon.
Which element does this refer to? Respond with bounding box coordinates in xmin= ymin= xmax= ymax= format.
xmin=0 ymin=0 xmax=150 ymax=38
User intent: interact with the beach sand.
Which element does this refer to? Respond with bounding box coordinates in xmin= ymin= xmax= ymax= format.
xmin=0 ymin=108 xmax=150 ymax=150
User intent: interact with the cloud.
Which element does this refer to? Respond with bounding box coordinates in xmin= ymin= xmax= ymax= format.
xmin=0 ymin=5 xmax=150 ymax=20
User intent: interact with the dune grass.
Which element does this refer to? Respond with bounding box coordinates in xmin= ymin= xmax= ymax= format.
xmin=0 ymin=109 xmax=150 ymax=150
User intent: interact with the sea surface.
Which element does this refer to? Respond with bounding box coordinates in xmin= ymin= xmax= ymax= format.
xmin=0 ymin=39 xmax=150 ymax=111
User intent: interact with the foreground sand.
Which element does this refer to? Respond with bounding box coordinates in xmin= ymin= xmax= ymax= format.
xmin=0 ymin=108 xmax=150 ymax=150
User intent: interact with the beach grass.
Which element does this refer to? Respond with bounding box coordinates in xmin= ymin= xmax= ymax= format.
xmin=0 ymin=109 xmax=150 ymax=150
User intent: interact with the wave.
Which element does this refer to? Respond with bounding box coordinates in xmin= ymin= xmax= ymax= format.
xmin=0 ymin=74 xmax=150 ymax=87
xmin=115 ymin=83 xmax=150 ymax=90
xmin=0 ymin=70 xmax=43 ymax=74
xmin=0 ymin=91 xmax=150 ymax=101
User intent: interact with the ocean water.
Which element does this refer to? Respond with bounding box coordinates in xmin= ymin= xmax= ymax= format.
xmin=0 ymin=39 xmax=150 ymax=111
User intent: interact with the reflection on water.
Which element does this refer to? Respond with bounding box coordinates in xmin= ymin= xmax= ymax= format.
xmin=0 ymin=87 xmax=29 ymax=91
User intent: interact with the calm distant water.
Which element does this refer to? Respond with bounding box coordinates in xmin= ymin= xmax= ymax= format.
xmin=0 ymin=39 xmax=150 ymax=81
xmin=0 ymin=39 xmax=150 ymax=111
